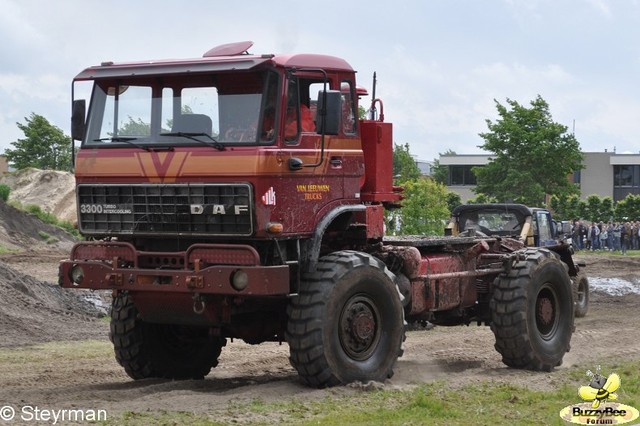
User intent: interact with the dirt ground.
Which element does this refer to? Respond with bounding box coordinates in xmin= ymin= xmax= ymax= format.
xmin=0 ymin=176 xmax=638 ymax=421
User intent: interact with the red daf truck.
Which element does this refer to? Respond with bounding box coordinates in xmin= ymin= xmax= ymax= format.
xmin=60 ymin=41 xmax=574 ymax=388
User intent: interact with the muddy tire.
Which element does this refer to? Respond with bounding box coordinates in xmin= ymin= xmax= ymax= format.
xmin=572 ymin=273 xmax=589 ymax=318
xmin=287 ymin=251 xmax=405 ymax=388
xmin=490 ymin=249 xmax=574 ymax=371
xmin=110 ymin=292 xmax=225 ymax=380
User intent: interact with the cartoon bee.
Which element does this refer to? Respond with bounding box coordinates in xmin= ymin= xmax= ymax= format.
xmin=578 ymin=366 xmax=621 ymax=408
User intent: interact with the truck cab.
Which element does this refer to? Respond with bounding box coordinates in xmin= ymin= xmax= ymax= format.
xmin=61 ymin=41 xmax=401 ymax=362
xmin=446 ymin=203 xmax=570 ymax=248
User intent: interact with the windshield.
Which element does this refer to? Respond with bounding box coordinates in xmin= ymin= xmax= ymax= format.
xmin=460 ymin=210 xmax=525 ymax=235
xmin=83 ymin=70 xmax=279 ymax=147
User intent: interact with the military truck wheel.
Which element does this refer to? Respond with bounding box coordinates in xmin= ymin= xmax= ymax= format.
xmin=287 ymin=251 xmax=405 ymax=388
xmin=490 ymin=249 xmax=574 ymax=371
xmin=572 ymin=273 xmax=589 ymax=318
xmin=110 ymin=292 xmax=225 ymax=380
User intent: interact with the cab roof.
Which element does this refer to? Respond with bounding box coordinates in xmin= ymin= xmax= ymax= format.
xmin=74 ymin=41 xmax=354 ymax=81
xmin=451 ymin=203 xmax=535 ymax=218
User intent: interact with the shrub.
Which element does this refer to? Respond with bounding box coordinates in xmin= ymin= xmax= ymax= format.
xmin=0 ymin=184 xmax=10 ymax=202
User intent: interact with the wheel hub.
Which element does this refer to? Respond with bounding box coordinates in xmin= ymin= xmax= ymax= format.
xmin=351 ymin=308 xmax=375 ymax=342
xmin=340 ymin=298 xmax=379 ymax=359
xmin=537 ymin=297 xmax=554 ymax=326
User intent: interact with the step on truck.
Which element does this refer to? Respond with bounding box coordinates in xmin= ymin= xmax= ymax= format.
xmin=60 ymin=41 xmax=575 ymax=387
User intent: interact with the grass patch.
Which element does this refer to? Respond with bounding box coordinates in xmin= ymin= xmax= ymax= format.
xmin=575 ymin=249 xmax=640 ymax=257
xmin=111 ymin=411 xmax=221 ymax=426
xmin=0 ymin=245 xmax=18 ymax=254
xmin=1 ymin=341 xmax=635 ymax=425
xmin=100 ymin=360 xmax=640 ymax=425
xmin=37 ymin=230 xmax=59 ymax=244
xmin=8 ymin=200 xmax=81 ymax=239
xmin=0 ymin=340 xmax=112 ymax=365
xmin=0 ymin=184 xmax=10 ymax=202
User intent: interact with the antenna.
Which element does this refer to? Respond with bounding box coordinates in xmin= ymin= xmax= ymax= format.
xmin=369 ymin=72 xmax=377 ymax=120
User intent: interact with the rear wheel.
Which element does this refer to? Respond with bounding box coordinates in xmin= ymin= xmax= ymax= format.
xmin=110 ymin=292 xmax=226 ymax=380
xmin=572 ymin=273 xmax=589 ymax=318
xmin=287 ymin=251 xmax=405 ymax=388
xmin=491 ymin=249 xmax=574 ymax=371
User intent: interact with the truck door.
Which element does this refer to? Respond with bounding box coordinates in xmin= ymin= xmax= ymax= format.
xmin=274 ymin=77 xmax=360 ymax=234
xmin=535 ymin=211 xmax=555 ymax=247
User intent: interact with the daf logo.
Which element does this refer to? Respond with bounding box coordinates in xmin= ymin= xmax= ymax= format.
xmin=190 ymin=204 xmax=249 ymax=215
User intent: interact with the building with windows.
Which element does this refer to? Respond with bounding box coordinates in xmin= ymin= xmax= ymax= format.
xmin=415 ymin=159 xmax=432 ymax=176
xmin=439 ymin=151 xmax=640 ymax=202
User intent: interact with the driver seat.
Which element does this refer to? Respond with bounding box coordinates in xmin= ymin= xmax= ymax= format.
xmin=172 ymin=114 xmax=212 ymax=134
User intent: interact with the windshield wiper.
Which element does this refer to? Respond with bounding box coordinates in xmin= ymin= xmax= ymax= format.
xmin=160 ymin=132 xmax=225 ymax=151
xmin=93 ymin=136 xmax=151 ymax=152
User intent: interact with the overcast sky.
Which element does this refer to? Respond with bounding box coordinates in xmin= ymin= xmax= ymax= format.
xmin=1 ymin=0 xmax=639 ymax=162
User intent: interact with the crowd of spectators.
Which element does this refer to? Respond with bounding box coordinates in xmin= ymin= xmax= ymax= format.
xmin=571 ymin=220 xmax=640 ymax=254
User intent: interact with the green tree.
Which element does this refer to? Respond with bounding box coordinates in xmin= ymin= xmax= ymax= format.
xmin=466 ymin=193 xmax=498 ymax=204
xmin=474 ymin=96 xmax=583 ymax=205
xmin=549 ymin=194 xmax=567 ymax=220
xmin=4 ymin=113 xmax=72 ymax=171
xmin=118 ymin=116 xmax=151 ymax=136
xmin=599 ymin=197 xmax=614 ymax=222
xmin=392 ymin=143 xmax=420 ymax=184
xmin=358 ymin=105 xmax=367 ymax=120
xmin=584 ymin=194 xmax=602 ymax=222
xmin=562 ymin=194 xmax=587 ymax=221
xmin=445 ymin=191 xmax=462 ymax=213
xmin=395 ymin=178 xmax=450 ymax=235
xmin=432 ymin=149 xmax=456 ymax=185
xmin=615 ymin=194 xmax=640 ymax=221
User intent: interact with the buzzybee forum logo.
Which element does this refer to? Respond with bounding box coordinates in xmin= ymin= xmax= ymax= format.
xmin=559 ymin=366 xmax=639 ymax=425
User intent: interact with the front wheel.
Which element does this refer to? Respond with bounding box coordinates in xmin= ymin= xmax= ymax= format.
xmin=110 ymin=292 xmax=226 ymax=380
xmin=286 ymin=251 xmax=405 ymax=388
xmin=491 ymin=249 xmax=574 ymax=371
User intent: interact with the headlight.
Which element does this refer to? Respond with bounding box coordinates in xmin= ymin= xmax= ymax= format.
xmin=69 ymin=264 xmax=84 ymax=285
xmin=230 ymin=269 xmax=249 ymax=291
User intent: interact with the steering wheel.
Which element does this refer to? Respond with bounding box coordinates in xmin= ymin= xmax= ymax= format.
xmin=224 ymin=127 xmax=254 ymax=142
xmin=459 ymin=228 xmax=488 ymax=238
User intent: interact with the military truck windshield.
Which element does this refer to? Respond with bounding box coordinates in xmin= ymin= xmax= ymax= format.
xmin=83 ymin=70 xmax=278 ymax=147
xmin=459 ymin=210 xmax=525 ymax=236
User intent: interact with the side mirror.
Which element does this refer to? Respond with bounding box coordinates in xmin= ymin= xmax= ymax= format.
xmin=316 ymin=90 xmax=341 ymax=135
xmin=288 ymin=157 xmax=303 ymax=171
xmin=71 ymin=100 xmax=86 ymax=141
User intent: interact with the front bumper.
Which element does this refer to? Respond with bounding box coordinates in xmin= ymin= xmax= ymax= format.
xmin=58 ymin=241 xmax=290 ymax=296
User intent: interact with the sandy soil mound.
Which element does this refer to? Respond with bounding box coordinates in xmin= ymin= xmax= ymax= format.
xmin=0 ymin=168 xmax=76 ymax=223
xmin=0 ymin=261 xmax=106 ymax=347
xmin=0 ymin=194 xmax=106 ymax=346
xmin=0 ymin=199 xmax=76 ymax=251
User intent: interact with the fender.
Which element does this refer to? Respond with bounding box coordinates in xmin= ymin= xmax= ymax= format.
xmin=302 ymin=204 xmax=366 ymax=273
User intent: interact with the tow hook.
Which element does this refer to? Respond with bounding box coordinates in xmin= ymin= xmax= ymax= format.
xmin=192 ymin=293 xmax=206 ymax=315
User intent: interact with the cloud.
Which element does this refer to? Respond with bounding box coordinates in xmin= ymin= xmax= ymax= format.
xmin=0 ymin=72 xmax=69 ymax=151
xmin=1 ymin=0 xmax=640 ymax=163
xmin=586 ymin=0 xmax=613 ymax=19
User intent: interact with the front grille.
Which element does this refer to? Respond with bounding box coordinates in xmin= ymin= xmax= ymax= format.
xmin=77 ymin=184 xmax=253 ymax=236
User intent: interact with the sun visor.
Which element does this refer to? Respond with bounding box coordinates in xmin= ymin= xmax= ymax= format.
xmin=74 ymin=57 xmax=271 ymax=81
